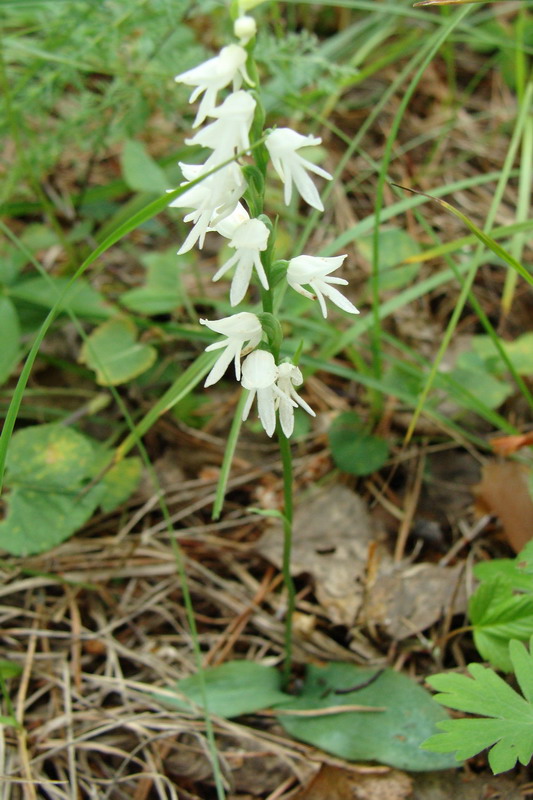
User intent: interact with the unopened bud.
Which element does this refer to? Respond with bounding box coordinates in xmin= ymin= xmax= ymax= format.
xmin=234 ymin=15 xmax=257 ymax=44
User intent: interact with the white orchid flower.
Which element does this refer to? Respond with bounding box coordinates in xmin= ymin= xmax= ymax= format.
xmin=275 ymin=362 xmax=315 ymax=437
xmin=175 ymin=44 xmax=253 ymax=127
xmin=212 ymin=217 xmax=270 ymax=306
xmin=286 ymin=254 xmax=359 ymax=318
xmin=186 ymin=91 xmax=257 ymax=167
xmin=265 ymin=128 xmax=332 ymax=211
xmin=170 ymin=162 xmax=247 ymax=254
xmin=241 ymin=350 xmax=279 ymax=437
xmin=200 ymin=312 xmax=262 ymax=387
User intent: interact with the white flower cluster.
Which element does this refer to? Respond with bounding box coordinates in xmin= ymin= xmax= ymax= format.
xmin=171 ymin=16 xmax=359 ymax=437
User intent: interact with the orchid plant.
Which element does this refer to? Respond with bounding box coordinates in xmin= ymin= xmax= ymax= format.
xmin=172 ymin=5 xmax=359 ymax=679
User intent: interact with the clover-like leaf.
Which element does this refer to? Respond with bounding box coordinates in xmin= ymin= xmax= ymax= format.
xmin=80 ymin=317 xmax=157 ymax=386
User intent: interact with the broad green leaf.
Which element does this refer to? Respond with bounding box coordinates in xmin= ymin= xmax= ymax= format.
xmin=357 ymin=228 xmax=421 ymax=291
xmin=0 ymin=484 xmax=103 ymax=556
xmin=121 ymin=249 xmax=183 ymax=315
xmin=0 ymin=297 xmax=21 ymax=385
xmin=9 ymin=276 xmax=111 ymax=319
xmin=469 ymin=580 xmax=533 ymax=671
xmin=98 ymin=457 xmax=142 ymax=513
xmin=423 ymin=638 xmax=533 ymax=773
xmin=447 ymin=366 xmax=512 ymax=411
xmin=6 ymin=424 xmax=94 ymax=490
xmin=472 ymin=333 xmax=533 ymax=376
xmin=121 ymin=140 xmax=168 ymax=194
xmin=328 ymin=412 xmax=389 ymax=476
xmin=80 ymin=317 xmax=157 ymax=386
xmin=277 ymin=662 xmax=457 ymax=771
xmin=156 ymin=661 xmax=290 ymax=718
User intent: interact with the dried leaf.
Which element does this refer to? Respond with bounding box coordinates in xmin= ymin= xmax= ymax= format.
xmin=292 ymin=765 xmax=412 ymax=800
xmin=475 ymin=462 xmax=533 ymax=553
xmin=256 ymin=485 xmax=383 ymax=625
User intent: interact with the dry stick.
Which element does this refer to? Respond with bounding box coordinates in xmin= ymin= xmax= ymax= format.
xmin=205 ymin=566 xmax=280 ymax=667
xmin=394 ymin=450 xmax=426 ymax=562
xmin=15 ymin=632 xmax=37 ymax=800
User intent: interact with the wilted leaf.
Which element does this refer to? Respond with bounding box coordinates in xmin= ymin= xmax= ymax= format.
xmin=80 ymin=317 xmax=157 ymax=385
xmin=475 ymin=461 xmax=533 ymax=552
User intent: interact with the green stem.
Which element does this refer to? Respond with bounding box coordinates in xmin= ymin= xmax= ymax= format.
xmin=278 ymin=427 xmax=295 ymax=687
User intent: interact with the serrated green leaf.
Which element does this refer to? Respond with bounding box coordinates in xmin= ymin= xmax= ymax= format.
xmin=0 ymin=297 xmax=21 ymax=385
xmin=155 ymin=661 xmax=290 ymax=718
xmin=328 ymin=412 xmax=389 ymax=476
xmin=80 ymin=317 xmax=157 ymax=386
xmin=423 ymin=639 xmax=533 ymax=773
xmin=6 ymin=424 xmax=94 ymax=490
xmin=121 ymin=140 xmax=168 ymax=194
xmin=469 ymin=581 xmax=533 ymax=670
xmin=277 ymin=662 xmax=457 ymax=771
xmin=474 ymin=558 xmax=533 ymax=593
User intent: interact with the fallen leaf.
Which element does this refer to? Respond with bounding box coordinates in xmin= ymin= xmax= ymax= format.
xmin=292 ymin=764 xmax=412 ymax=800
xmin=256 ymin=485 xmax=385 ymax=626
xmin=361 ymin=563 xmax=467 ymax=640
xmin=475 ymin=461 xmax=533 ymax=553
xmin=490 ymin=432 xmax=533 ymax=456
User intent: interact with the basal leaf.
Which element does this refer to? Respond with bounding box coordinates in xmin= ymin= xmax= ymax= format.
xmin=155 ymin=660 xmax=290 ymax=718
xmin=80 ymin=317 xmax=157 ymax=386
xmin=99 ymin=457 xmax=142 ymax=513
xmin=277 ymin=662 xmax=457 ymax=771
